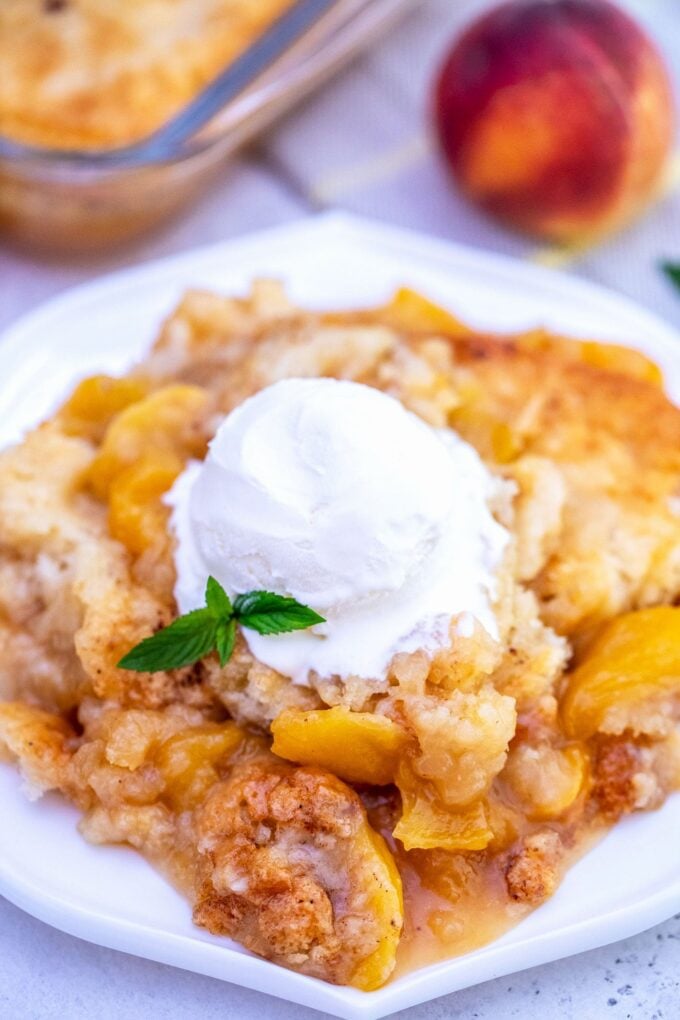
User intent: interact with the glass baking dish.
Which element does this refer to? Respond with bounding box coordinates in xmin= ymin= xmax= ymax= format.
xmin=0 ymin=0 xmax=417 ymax=254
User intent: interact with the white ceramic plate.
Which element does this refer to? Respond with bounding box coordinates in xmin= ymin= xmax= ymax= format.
xmin=0 ymin=214 xmax=679 ymax=1020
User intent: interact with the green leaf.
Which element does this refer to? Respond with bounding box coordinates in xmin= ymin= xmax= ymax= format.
xmin=660 ymin=261 xmax=680 ymax=294
xmin=118 ymin=584 xmax=324 ymax=674
xmin=117 ymin=608 xmax=217 ymax=672
xmin=215 ymin=618 xmax=237 ymax=667
xmin=205 ymin=575 xmax=233 ymax=619
xmin=233 ymin=590 xmax=326 ymax=635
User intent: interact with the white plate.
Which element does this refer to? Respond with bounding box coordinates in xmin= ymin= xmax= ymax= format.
xmin=0 ymin=214 xmax=679 ymax=1020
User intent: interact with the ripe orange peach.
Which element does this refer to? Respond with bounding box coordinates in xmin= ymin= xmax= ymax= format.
xmin=434 ymin=0 xmax=675 ymax=242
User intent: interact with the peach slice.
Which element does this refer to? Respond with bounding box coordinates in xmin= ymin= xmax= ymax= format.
xmin=271 ymin=706 xmax=407 ymax=786
xmin=562 ymin=606 xmax=680 ymax=738
xmin=87 ymin=384 xmax=211 ymax=500
xmin=349 ymin=826 xmax=404 ymax=991
xmin=394 ymin=763 xmax=493 ymax=852
xmin=156 ymin=722 xmax=246 ymax=810
xmin=59 ymin=374 xmax=150 ymax=443
xmin=108 ymin=451 xmax=183 ymax=556
xmin=382 ymin=287 xmax=469 ymax=336
xmin=504 ymin=743 xmax=588 ymax=820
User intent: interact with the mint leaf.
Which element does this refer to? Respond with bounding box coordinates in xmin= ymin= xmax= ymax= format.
xmin=118 ymin=609 xmax=217 ymax=672
xmin=118 ymin=584 xmax=324 ymax=673
xmin=215 ymin=618 xmax=237 ymax=667
xmin=234 ymin=591 xmax=326 ymax=635
xmin=661 ymin=261 xmax=680 ymax=293
xmin=205 ymin=575 xmax=232 ymax=618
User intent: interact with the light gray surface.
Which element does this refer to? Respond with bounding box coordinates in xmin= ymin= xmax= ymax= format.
xmin=1 ymin=1 xmax=680 ymax=1017
xmin=0 ymin=895 xmax=678 ymax=1020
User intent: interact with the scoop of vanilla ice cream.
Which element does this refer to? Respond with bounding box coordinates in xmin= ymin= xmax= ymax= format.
xmin=167 ymin=378 xmax=509 ymax=684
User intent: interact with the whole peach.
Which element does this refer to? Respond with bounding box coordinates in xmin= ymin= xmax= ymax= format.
xmin=434 ymin=0 xmax=675 ymax=243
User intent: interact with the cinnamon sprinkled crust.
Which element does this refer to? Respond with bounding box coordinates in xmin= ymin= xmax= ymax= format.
xmin=194 ymin=761 xmax=403 ymax=987
xmin=505 ymin=830 xmax=563 ymax=905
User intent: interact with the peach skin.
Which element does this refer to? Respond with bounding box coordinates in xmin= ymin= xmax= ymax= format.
xmin=434 ymin=0 xmax=675 ymax=243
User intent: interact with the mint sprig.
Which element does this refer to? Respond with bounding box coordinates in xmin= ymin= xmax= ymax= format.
xmin=118 ymin=577 xmax=325 ymax=673
xmin=233 ymin=590 xmax=326 ymax=635
xmin=660 ymin=261 xmax=680 ymax=294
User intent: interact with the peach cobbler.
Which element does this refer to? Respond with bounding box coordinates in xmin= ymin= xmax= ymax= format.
xmin=1 ymin=282 xmax=680 ymax=989
xmin=0 ymin=0 xmax=293 ymax=149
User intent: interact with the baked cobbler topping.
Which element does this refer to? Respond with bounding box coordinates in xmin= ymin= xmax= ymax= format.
xmin=1 ymin=0 xmax=293 ymax=149
xmin=0 ymin=281 xmax=679 ymax=990
xmin=167 ymin=377 xmax=509 ymax=685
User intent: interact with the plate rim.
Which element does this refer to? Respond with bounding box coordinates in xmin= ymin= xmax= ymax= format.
xmin=2 ymin=211 xmax=679 ymax=369
xmin=1 ymin=211 xmax=679 ymax=1020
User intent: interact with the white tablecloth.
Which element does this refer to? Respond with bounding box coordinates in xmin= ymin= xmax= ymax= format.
xmin=1 ymin=1 xmax=679 ymax=1017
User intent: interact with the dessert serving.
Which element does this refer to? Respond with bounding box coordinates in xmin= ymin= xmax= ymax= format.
xmin=0 ymin=280 xmax=679 ymax=990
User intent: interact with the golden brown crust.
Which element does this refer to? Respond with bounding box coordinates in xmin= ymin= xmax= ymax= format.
xmin=0 ymin=701 xmax=73 ymax=797
xmin=591 ymin=735 xmax=643 ymax=822
xmin=0 ymin=0 xmax=292 ymax=149
xmin=445 ymin=333 xmax=680 ymax=637
xmin=0 ymin=422 xmax=217 ymax=713
xmin=450 ymin=333 xmax=680 ymax=479
xmin=194 ymin=760 xmax=403 ymax=986
xmin=504 ymin=829 xmax=563 ymax=905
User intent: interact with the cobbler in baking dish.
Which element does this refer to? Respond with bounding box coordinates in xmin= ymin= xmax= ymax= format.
xmin=1 ymin=282 xmax=679 ymax=989
xmin=0 ymin=0 xmax=292 ymax=149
